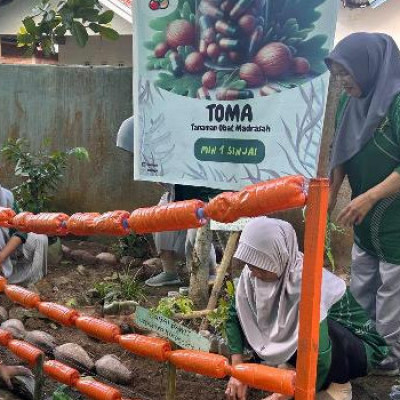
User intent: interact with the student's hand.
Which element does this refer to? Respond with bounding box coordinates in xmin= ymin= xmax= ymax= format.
xmin=0 ymin=364 xmax=33 ymax=389
xmin=261 ymin=393 xmax=292 ymax=400
xmin=225 ymin=377 xmax=248 ymax=400
xmin=337 ymin=192 xmax=377 ymax=227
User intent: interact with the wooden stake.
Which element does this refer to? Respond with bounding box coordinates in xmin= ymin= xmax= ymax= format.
xmin=173 ymin=309 xmax=214 ymax=320
xmin=33 ymin=353 xmax=45 ymax=400
xmin=189 ymin=223 xmax=213 ymax=309
xmin=199 ymin=231 xmax=240 ymax=331
xmin=317 ymin=75 xmax=341 ymax=177
xmin=166 ymin=344 xmax=177 ymax=400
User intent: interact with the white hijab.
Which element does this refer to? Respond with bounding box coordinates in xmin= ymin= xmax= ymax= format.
xmin=0 ymin=184 xmax=16 ymax=277
xmin=235 ymin=217 xmax=346 ymax=366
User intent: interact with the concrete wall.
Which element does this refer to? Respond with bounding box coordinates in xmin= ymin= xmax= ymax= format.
xmin=59 ymin=36 xmax=133 ymax=66
xmin=0 ymin=64 xmax=161 ymax=214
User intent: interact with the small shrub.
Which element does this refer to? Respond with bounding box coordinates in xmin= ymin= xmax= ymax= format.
xmin=94 ymin=268 xmax=146 ymax=304
xmin=111 ymin=233 xmax=152 ymax=259
xmin=207 ymin=281 xmax=235 ymax=339
xmin=152 ymin=296 xmax=194 ymax=318
xmin=52 ymin=385 xmax=74 ymax=400
xmin=1 ymin=138 xmax=89 ymax=213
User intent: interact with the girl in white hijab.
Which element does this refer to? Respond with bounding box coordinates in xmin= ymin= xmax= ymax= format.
xmin=0 ymin=185 xmax=48 ymax=287
xmin=225 ymin=217 xmax=387 ymax=400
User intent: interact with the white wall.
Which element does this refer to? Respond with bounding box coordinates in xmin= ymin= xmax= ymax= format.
xmin=336 ymin=0 xmax=400 ymax=44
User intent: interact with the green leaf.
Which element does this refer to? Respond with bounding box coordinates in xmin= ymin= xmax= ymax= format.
xmin=68 ymin=147 xmax=89 ymax=161
xmin=98 ymin=25 xmax=120 ymax=41
xmin=88 ymin=22 xmax=100 ymax=33
xmin=45 ymin=9 xmax=57 ymax=23
xmin=71 ymin=20 xmax=88 ymax=47
xmin=227 ymin=80 xmax=247 ymax=90
xmin=75 ymin=7 xmax=99 ymax=21
xmin=23 ymin=17 xmax=38 ymax=35
xmin=155 ymin=72 xmax=202 ymax=98
xmin=98 ymin=10 xmax=114 ymax=24
xmin=149 ymin=9 xmax=180 ymax=31
xmin=181 ymin=1 xmax=192 ymax=21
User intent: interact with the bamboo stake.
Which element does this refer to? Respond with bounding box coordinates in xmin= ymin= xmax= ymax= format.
xmin=199 ymin=231 xmax=240 ymax=331
xmin=33 ymin=353 xmax=45 ymax=400
xmin=166 ymin=344 xmax=177 ymax=400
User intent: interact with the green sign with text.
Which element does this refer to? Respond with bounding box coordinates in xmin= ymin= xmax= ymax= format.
xmin=134 ymin=306 xmax=210 ymax=352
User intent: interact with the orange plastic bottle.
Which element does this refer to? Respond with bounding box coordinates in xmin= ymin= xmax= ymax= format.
xmin=8 ymin=340 xmax=43 ymax=366
xmin=44 ymin=360 xmax=80 ymax=386
xmin=38 ymin=302 xmax=79 ymax=326
xmin=75 ymin=379 xmax=121 ymax=400
xmin=26 ymin=213 xmax=69 ymax=235
xmin=118 ymin=334 xmax=172 ymax=362
xmin=66 ymin=213 xmax=101 ymax=236
xmin=94 ymin=211 xmax=130 ymax=236
xmin=75 ymin=316 xmax=121 ymax=343
xmin=0 ymin=207 xmax=16 ymax=227
xmin=4 ymin=285 xmax=40 ymax=308
xmin=167 ymin=350 xmax=230 ymax=378
xmin=129 ymin=200 xmax=205 ymax=234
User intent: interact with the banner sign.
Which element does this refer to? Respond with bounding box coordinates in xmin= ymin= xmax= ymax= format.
xmin=133 ymin=0 xmax=338 ymax=190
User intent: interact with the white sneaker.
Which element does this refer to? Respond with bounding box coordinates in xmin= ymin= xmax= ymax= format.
xmin=317 ymin=382 xmax=352 ymax=400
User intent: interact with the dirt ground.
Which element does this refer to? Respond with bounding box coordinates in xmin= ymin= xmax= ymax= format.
xmin=0 ymin=238 xmax=397 ymax=400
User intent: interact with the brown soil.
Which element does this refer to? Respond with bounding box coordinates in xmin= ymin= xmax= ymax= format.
xmin=0 ymin=239 xmax=396 ymax=400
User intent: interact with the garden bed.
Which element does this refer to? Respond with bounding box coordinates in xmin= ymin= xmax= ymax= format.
xmin=0 ymin=238 xmax=395 ymax=400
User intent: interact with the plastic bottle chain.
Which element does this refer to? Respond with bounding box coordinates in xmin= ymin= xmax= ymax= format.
xmin=0 ymin=280 xmax=296 ymax=396
xmin=0 ymin=175 xmax=307 ymax=236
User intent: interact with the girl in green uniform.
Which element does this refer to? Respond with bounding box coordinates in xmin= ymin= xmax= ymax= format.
xmin=225 ymin=217 xmax=387 ymax=400
xmin=327 ymin=33 xmax=400 ymax=375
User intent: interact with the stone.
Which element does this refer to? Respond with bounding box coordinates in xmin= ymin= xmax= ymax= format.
xmin=70 ymin=249 xmax=97 ymax=265
xmin=47 ymin=237 xmax=63 ymax=265
xmin=10 ymin=375 xmax=35 ymax=400
xmin=95 ymin=354 xmax=133 ymax=384
xmin=8 ymin=307 xmax=40 ymax=323
xmin=0 ymin=306 xmax=8 ymax=323
xmin=25 ymin=330 xmax=57 ymax=354
xmin=77 ymin=265 xmax=87 ymax=275
xmin=1 ymin=319 xmax=25 ymax=339
xmin=96 ymin=252 xmax=118 ymax=265
xmin=62 ymin=244 xmax=71 ymax=256
xmin=54 ymin=343 xmax=94 ymax=372
xmin=120 ymin=256 xmax=141 ymax=266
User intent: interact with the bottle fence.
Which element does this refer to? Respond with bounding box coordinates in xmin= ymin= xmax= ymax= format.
xmin=0 ymin=175 xmax=328 ymax=400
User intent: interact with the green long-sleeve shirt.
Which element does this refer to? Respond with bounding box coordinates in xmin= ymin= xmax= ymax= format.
xmin=337 ymin=93 xmax=400 ymax=263
xmin=226 ymin=289 xmax=387 ymax=390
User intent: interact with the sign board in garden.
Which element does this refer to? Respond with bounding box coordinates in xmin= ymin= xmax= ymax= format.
xmin=135 ymin=306 xmax=211 ymax=352
xmin=133 ymin=0 xmax=338 ymax=190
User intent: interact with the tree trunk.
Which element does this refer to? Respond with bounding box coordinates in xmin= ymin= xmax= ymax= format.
xmin=188 ymin=223 xmax=212 ymax=309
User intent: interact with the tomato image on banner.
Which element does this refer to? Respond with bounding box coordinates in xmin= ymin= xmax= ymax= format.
xmin=133 ymin=0 xmax=338 ymax=190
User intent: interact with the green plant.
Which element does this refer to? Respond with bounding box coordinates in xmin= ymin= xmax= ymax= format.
xmin=17 ymin=0 xmax=119 ymax=56
xmin=1 ymin=138 xmax=89 ymax=213
xmin=52 ymin=385 xmax=74 ymax=400
xmin=152 ymin=295 xmax=194 ymax=318
xmin=302 ymin=208 xmax=346 ymax=272
xmin=325 ymin=217 xmax=346 ymax=271
xmin=207 ymin=281 xmax=235 ymax=339
xmin=94 ymin=268 xmax=146 ymax=303
xmin=111 ymin=233 xmax=152 ymax=259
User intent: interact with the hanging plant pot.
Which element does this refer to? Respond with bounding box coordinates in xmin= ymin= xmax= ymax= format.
xmin=342 ymin=0 xmax=370 ymax=8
